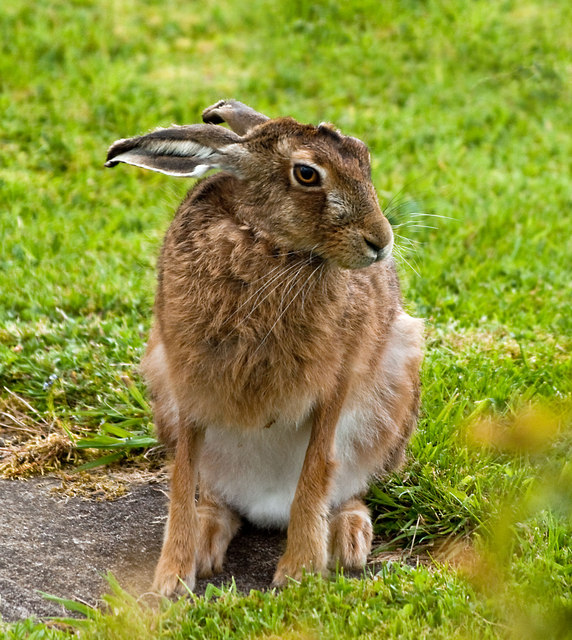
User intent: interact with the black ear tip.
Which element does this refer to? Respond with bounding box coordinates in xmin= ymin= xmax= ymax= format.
xmin=202 ymin=112 xmax=225 ymax=125
xmin=105 ymin=146 xmax=119 ymax=164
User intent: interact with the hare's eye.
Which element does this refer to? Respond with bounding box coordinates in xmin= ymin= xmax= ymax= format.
xmin=293 ymin=164 xmax=321 ymax=186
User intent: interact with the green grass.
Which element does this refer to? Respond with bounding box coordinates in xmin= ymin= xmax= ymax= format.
xmin=1 ymin=0 xmax=571 ymax=637
xmin=0 ymin=571 xmax=501 ymax=640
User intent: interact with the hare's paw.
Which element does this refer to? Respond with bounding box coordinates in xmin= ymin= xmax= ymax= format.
xmin=328 ymin=499 xmax=373 ymax=570
xmin=196 ymin=503 xmax=240 ymax=578
xmin=152 ymin=555 xmax=196 ymax=597
xmin=272 ymin=543 xmax=328 ymax=587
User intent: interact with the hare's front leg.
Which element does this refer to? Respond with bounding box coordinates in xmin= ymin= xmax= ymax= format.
xmin=272 ymin=386 xmax=346 ymax=586
xmin=328 ymin=497 xmax=373 ymax=570
xmin=153 ymin=422 xmax=204 ymax=597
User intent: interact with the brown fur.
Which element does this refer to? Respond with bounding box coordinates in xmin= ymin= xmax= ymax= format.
xmin=106 ymin=100 xmax=424 ymax=595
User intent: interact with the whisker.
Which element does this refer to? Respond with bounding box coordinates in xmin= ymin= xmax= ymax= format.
xmin=384 ymin=199 xmax=418 ymax=215
xmin=278 ymin=245 xmax=320 ymax=316
xmin=301 ymin=262 xmax=325 ymax=312
xmin=224 ymin=258 xmax=307 ymax=325
xmin=404 ymin=212 xmax=454 ymax=220
xmin=245 ymin=261 xmax=291 ymax=286
xmin=227 ymin=257 xmax=313 ymax=335
xmin=387 ymin=209 xmax=431 ymax=220
xmin=393 ymin=249 xmax=421 ymax=277
xmin=320 ymin=262 xmax=329 ymax=297
xmin=381 ymin=186 xmax=411 ymax=216
xmin=277 ymin=259 xmax=313 ymax=315
xmin=394 ymin=234 xmax=422 ymax=247
xmin=243 ymin=247 xmax=318 ymax=286
xmin=391 ymin=222 xmax=438 ymax=230
xmin=253 ymin=263 xmax=323 ymax=356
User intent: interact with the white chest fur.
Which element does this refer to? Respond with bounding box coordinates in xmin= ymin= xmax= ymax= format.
xmin=199 ymin=407 xmax=373 ymax=528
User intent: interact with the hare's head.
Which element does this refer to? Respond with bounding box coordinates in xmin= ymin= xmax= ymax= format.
xmin=106 ymin=100 xmax=393 ymax=270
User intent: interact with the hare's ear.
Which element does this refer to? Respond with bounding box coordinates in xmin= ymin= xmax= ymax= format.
xmin=202 ymin=99 xmax=269 ymax=136
xmin=105 ymin=124 xmax=243 ymax=177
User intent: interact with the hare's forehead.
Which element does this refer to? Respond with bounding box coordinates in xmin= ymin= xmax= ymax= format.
xmin=275 ymin=139 xmax=370 ymax=178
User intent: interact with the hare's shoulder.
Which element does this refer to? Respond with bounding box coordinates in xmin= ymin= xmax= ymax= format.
xmin=168 ymin=172 xmax=241 ymax=237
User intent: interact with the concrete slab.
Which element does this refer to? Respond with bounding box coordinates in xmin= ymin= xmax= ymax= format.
xmin=0 ymin=477 xmax=285 ymax=622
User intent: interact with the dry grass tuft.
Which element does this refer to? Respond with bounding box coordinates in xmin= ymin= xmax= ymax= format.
xmin=0 ymin=391 xmax=83 ymax=477
xmin=369 ymin=535 xmax=434 ymax=569
xmin=0 ymin=390 xmax=164 ymax=492
xmin=0 ymin=431 xmax=79 ymax=478
xmin=51 ymin=467 xmax=167 ymax=501
xmin=0 ymin=391 xmax=54 ymax=441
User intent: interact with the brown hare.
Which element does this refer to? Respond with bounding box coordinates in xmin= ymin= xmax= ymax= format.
xmin=105 ymin=100 xmax=424 ymax=597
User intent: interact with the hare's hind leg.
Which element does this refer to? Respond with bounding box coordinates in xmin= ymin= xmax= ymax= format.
xmin=328 ymin=497 xmax=373 ymax=570
xmin=196 ymin=490 xmax=241 ymax=578
xmin=153 ymin=419 xmax=205 ymax=596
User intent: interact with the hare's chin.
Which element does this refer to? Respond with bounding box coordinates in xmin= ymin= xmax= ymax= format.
xmin=335 ymin=253 xmax=387 ymax=270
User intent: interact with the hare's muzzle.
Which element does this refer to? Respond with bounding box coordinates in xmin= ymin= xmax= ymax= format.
xmin=361 ymin=214 xmax=394 ymax=264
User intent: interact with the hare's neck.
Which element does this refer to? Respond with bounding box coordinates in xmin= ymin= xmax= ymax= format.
xmin=232 ymin=211 xmax=296 ymax=254
xmin=224 ymin=251 xmax=345 ymax=331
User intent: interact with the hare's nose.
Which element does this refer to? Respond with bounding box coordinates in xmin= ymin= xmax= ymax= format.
xmin=364 ymin=237 xmax=382 ymax=257
xmin=363 ymin=235 xmax=392 ymax=262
